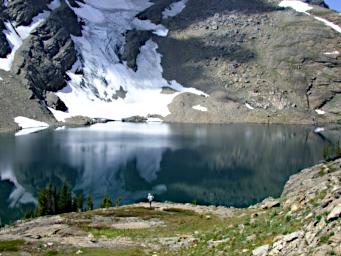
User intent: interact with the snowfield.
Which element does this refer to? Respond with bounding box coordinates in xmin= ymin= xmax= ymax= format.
xmin=51 ymin=0 xmax=206 ymax=122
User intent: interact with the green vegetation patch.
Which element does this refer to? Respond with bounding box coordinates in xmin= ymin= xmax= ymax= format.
xmin=79 ymin=207 xmax=224 ymax=240
xmin=0 ymin=239 xmax=25 ymax=252
xmin=80 ymin=247 xmax=147 ymax=256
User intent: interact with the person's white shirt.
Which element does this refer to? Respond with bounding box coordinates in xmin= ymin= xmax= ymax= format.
xmin=147 ymin=193 xmax=154 ymax=202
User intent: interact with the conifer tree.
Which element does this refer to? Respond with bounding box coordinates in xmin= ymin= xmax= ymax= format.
xmin=86 ymin=193 xmax=94 ymax=211
xmin=100 ymin=193 xmax=113 ymax=208
xmin=76 ymin=193 xmax=83 ymax=212
xmin=57 ymin=182 xmax=72 ymax=213
xmin=37 ymin=183 xmax=57 ymax=216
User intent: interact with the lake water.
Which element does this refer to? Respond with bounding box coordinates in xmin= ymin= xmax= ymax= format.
xmin=0 ymin=123 xmax=340 ymax=225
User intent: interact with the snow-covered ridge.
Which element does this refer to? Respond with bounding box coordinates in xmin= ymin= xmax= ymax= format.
xmin=51 ymin=0 xmax=205 ymax=122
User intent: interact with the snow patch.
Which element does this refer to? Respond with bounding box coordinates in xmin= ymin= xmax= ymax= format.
xmin=192 ymin=105 xmax=208 ymax=112
xmin=147 ymin=118 xmax=163 ymax=123
xmin=314 ymin=127 xmax=325 ymax=133
xmin=279 ymin=0 xmax=312 ymax=13
xmin=315 ymin=109 xmax=326 ymax=115
xmin=47 ymin=0 xmax=61 ymax=10
xmin=324 ymin=50 xmax=340 ymax=55
xmin=314 ymin=16 xmax=341 ymax=33
xmin=245 ymin=103 xmax=255 ymax=110
xmin=0 ymin=11 xmax=49 ymax=71
xmin=163 ymin=0 xmax=188 ymax=19
xmin=132 ymin=18 xmax=169 ymax=37
xmin=14 ymin=116 xmax=49 ymax=129
xmin=0 ymin=76 xmax=3 ymax=81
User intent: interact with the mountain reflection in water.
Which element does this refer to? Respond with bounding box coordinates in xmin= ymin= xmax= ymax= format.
xmin=0 ymin=123 xmax=339 ymax=224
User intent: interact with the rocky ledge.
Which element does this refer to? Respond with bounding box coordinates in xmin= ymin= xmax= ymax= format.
xmin=0 ymin=158 xmax=340 ymax=256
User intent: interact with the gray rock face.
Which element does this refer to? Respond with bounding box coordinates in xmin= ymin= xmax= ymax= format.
xmin=46 ymin=92 xmax=68 ymax=112
xmin=122 ymin=30 xmax=153 ymax=71
xmin=137 ymin=0 xmax=174 ymax=24
xmin=155 ymin=0 xmax=341 ymax=124
xmin=5 ymin=0 xmax=51 ymax=26
xmin=0 ymin=22 xmax=11 ymax=58
xmin=0 ymin=6 xmax=11 ymax=58
xmin=11 ymin=2 xmax=82 ymax=99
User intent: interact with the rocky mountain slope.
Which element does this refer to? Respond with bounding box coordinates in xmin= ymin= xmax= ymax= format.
xmin=0 ymin=0 xmax=340 ymax=130
xmin=0 ymin=158 xmax=340 ymax=255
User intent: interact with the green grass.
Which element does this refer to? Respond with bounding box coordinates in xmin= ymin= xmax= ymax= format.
xmin=45 ymin=250 xmax=59 ymax=256
xmin=74 ymin=205 xmax=304 ymax=256
xmin=79 ymin=207 xmax=223 ymax=240
xmin=80 ymin=248 xmax=147 ymax=256
xmin=170 ymin=207 xmax=302 ymax=256
xmin=0 ymin=240 xmax=25 ymax=252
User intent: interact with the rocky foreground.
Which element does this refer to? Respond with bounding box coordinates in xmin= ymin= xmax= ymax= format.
xmin=0 ymin=159 xmax=340 ymax=256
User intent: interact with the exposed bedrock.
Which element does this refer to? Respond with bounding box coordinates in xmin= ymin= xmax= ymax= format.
xmin=11 ymin=2 xmax=82 ymax=99
xmin=153 ymin=0 xmax=341 ymax=123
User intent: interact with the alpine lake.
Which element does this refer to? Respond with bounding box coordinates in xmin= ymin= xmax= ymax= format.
xmin=0 ymin=122 xmax=340 ymax=225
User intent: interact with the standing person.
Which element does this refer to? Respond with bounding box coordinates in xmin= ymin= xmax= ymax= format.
xmin=147 ymin=193 xmax=154 ymax=208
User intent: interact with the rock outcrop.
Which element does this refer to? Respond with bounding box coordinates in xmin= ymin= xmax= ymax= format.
xmin=12 ymin=2 xmax=82 ymax=99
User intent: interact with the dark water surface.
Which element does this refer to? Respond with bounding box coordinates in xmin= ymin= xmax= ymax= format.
xmin=0 ymin=123 xmax=339 ymax=224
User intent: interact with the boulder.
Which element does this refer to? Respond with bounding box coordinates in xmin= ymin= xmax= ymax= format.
xmin=283 ymin=231 xmax=304 ymax=242
xmin=252 ymin=244 xmax=270 ymax=256
xmin=260 ymin=198 xmax=280 ymax=209
xmin=327 ymin=204 xmax=341 ymax=221
xmin=122 ymin=116 xmax=147 ymax=123
xmin=46 ymin=93 xmax=68 ymax=112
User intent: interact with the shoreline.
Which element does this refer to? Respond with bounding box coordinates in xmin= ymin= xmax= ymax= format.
xmin=1 ymin=119 xmax=340 ymax=136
